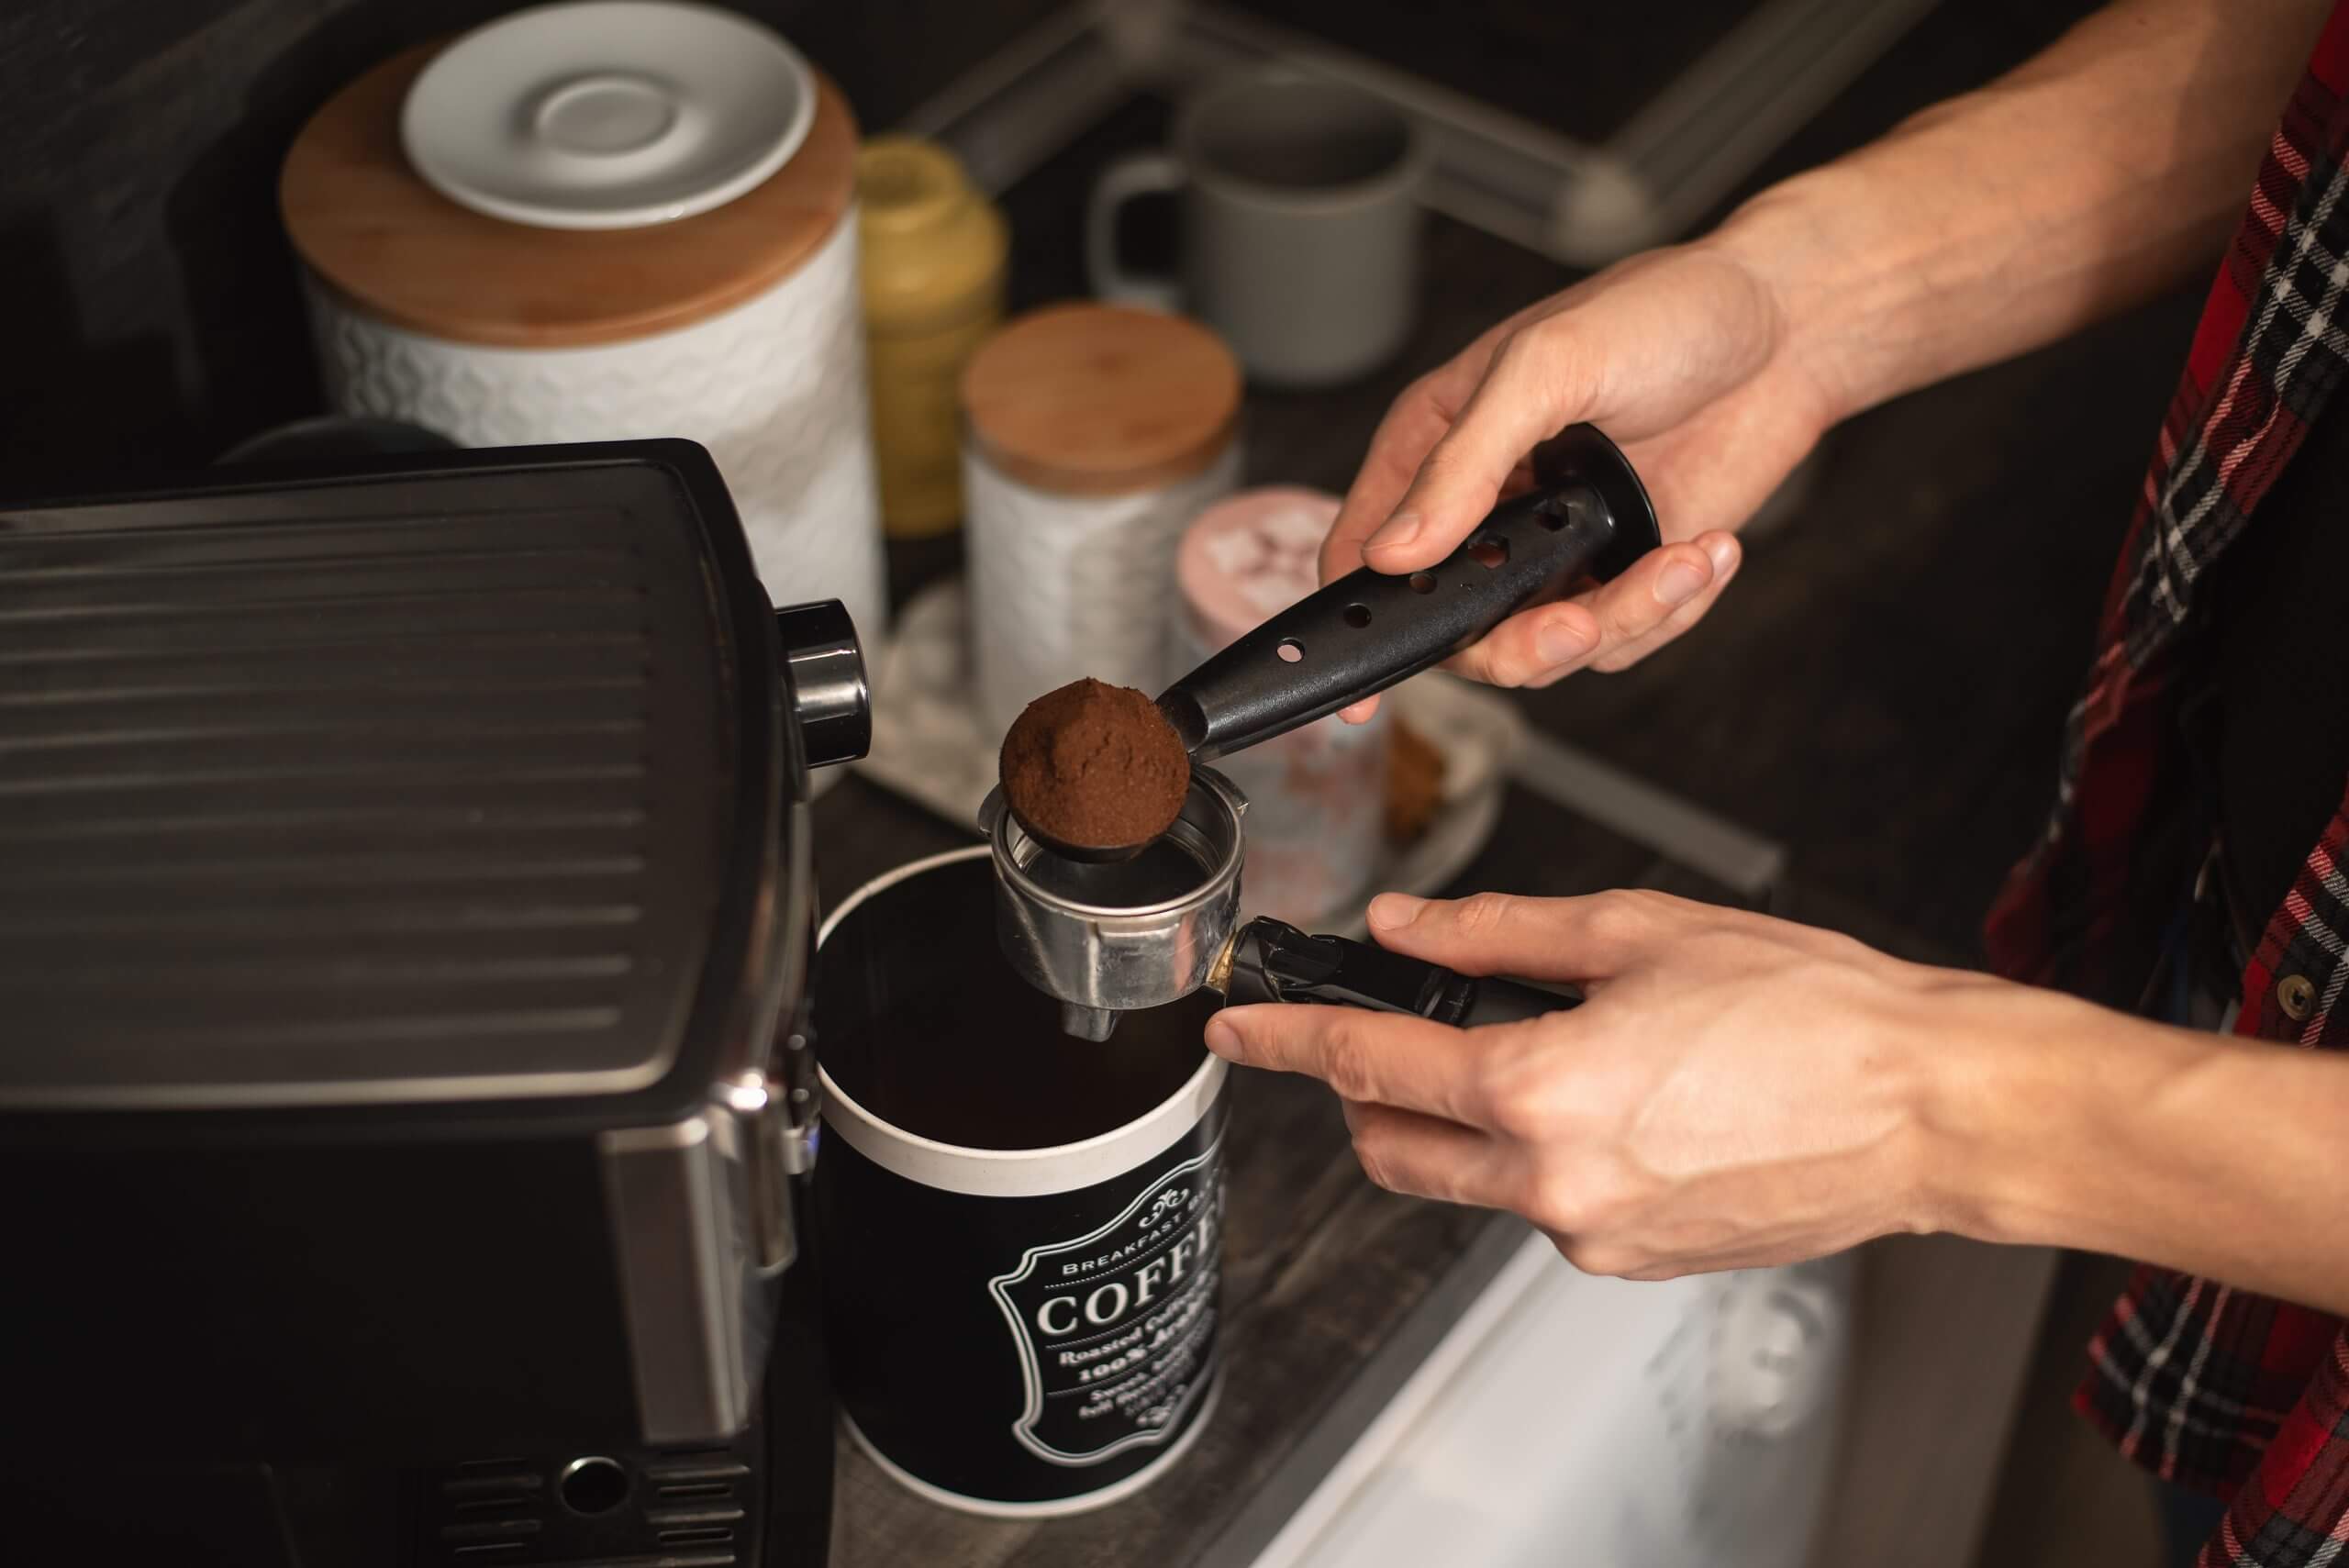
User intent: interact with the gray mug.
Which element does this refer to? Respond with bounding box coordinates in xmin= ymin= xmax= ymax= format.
xmin=1086 ymin=73 xmax=1429 ymax=388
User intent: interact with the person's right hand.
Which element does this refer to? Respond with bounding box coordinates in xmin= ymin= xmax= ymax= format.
xmin=1321 ymin=239 xmax=1840 ymax=718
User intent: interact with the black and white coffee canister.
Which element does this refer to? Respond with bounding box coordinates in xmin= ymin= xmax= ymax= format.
xmin=813 ymin=847 xmax=1229 ymax=1515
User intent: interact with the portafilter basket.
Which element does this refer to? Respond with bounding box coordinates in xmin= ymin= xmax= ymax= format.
xmin=979 ymin=768 xmax=1247 ymax=1040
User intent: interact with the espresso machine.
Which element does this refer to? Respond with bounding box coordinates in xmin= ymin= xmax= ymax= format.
xmin=0 ymin=440 xmax=864 ymax=1564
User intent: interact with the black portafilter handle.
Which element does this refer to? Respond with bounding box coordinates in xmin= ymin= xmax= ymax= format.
xmin=1221 ymin=917 xmax=1577 ymax=1028
xmin=1157 ymin=424 xmax=1662 ymax=761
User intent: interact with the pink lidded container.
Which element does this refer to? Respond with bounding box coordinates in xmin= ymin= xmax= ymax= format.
xmin=1172 ymin=488 xmax=1391 ymax=927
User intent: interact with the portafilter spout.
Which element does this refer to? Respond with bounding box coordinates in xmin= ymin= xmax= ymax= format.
xmin=1059 ymin=1004 xmax=1121 ymax=1044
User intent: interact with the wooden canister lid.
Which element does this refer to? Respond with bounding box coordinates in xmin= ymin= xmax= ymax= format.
xmin=281 ymin=43 xmax=858 ymax=349
xmin=960 ymin=304 xmax=1242 ymax=496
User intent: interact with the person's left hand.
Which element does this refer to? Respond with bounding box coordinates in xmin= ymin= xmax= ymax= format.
xmin=1203 ymin=888 xmax=2005 ymax=1278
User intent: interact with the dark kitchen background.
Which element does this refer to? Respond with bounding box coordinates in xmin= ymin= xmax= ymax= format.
xmin=3 ymin=0 xmax=2095 ymax=489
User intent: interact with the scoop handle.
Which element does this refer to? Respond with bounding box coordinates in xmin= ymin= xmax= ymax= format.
xmin=1157 ymin=425 xmax=1660 ymax=761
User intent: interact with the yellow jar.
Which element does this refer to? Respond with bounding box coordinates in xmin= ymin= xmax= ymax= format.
xmin=856 ymin=136 xmax=1008 ymax=538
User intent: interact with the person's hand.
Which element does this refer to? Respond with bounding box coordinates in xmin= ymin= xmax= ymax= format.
xmin=1202 ymin=888 xmax=2002 ymax=1278
xmin=1322 ymin=241 xmax=1840 ymax=719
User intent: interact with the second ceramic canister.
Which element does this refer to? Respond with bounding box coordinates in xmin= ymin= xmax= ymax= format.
xmin=961 ymin=303 xmax=1243 ymax=743
xmin=1172 ymin=488 xmax=1390 ymax=927
xmin=857 ymin=136 xmax=1008 ymax=539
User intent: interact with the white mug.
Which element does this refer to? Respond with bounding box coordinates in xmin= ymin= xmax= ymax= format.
xmin=1086 ymin=72 xmax=1429 ymax=387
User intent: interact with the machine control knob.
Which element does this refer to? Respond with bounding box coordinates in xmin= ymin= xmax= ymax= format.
xmin=774 ymin=599 xmax=870 ymax=768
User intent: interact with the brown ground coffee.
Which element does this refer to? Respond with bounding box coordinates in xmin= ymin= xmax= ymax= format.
xmin=999 ymin=678 xmax=1190 ymax=852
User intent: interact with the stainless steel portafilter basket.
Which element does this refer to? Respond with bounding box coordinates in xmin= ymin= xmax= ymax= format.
xmin=979 ymin=768 xmax=1247 ymax=1041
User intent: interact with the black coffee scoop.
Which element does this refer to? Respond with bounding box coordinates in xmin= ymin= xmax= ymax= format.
xmin=997 ymin=423 xmax=1663 ymax=863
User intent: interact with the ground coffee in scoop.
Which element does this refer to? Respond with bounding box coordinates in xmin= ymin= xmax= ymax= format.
xmin=999 ymin=678 xmax=1190 ymax=851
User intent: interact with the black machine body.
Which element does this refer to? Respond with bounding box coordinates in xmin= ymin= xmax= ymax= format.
xmin=0 ymin=440 xmax=866 ymax=1563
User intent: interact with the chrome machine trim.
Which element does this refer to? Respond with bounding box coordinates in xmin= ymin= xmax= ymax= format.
xmin=598 ymin=1108 xmax=775 ymax=1445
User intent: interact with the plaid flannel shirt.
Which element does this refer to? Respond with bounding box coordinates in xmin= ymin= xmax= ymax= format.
xmin=1981 ymin=6 xmax=2349 ymax=1563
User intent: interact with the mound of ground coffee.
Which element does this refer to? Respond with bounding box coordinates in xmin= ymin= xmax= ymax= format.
xmin=999 ymin=678 xmax=1190 ymax=852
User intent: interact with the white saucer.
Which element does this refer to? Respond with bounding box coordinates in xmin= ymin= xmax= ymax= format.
xmin=401 ymin=1 xmax=817 ymax=230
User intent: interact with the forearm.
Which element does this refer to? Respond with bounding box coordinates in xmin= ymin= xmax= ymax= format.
xmin=1709 ymin=0 xmax=2329 ymax=424
xmin=1920 ymin=977 xmax=2349 ymax=1318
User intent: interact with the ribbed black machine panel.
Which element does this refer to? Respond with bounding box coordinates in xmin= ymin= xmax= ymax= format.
xmin=0 ymin=450 xmax=746 ymax=1111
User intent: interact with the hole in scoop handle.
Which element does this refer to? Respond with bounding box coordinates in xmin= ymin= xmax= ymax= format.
xmin=1157 ymin=424 xmax=1660 ymax=760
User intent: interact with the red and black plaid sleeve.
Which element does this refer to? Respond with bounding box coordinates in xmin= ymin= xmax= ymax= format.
xmin=1983 ymin=5 xmax=2349 ymax=1563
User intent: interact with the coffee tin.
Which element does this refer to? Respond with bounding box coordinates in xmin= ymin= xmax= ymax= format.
xmin=813 ymin=847 xmax=1228 ymax=1515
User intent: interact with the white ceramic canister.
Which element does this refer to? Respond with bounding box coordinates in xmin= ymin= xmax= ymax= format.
xmin=280 ymin=35 xmax=887 ymax=651
xmin=960 ymin=304 xmax=1242 ymax=743
xmin=1172 ymin=488 xmax=1390 ymax=927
